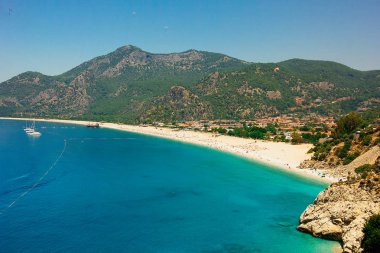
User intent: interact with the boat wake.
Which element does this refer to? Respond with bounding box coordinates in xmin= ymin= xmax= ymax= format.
xmin=6 ymin=173 xmax=30 ymax=182
xmin=0 ymin=139 xmax=67 ymax=215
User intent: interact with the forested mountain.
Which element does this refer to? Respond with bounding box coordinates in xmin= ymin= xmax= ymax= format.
xmin=1 ymin=45 xmax=379 ymax=123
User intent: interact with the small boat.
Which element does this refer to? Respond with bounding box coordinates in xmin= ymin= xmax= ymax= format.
xmin=24 ymin=121 xmax=42 ymax=137
xmin=24 ymin=121 xmax=34 ymax=133
xmin=24 ymin=127 xmax=34 ymax=133
xmin=86 ymin=122 xmax=100 ymax=128
xmin=27 ymin=131 xmax=42 ymax=136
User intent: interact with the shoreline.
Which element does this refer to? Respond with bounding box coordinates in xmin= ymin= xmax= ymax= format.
xmin=1 ymin=117 xmax=338 ymax=183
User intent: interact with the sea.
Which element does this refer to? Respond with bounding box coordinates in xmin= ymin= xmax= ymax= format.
xmin=0 ymin=120 xmax=339 ymax=253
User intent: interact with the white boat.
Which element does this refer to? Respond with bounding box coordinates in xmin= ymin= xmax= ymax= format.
xmin=27 ymin=131 xmax=41 ymax=136
xmin=24 ymin=121 xmax=33 ymax=132
xmin=24 ymin=127 xmax=34 ymax=133
xmin=24 ymin=121 xmax=42 ymax=136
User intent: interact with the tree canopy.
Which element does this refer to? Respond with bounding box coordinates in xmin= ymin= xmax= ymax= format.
xmin=362 ymin=214 xmax=380 ymax=253
xmin=335 ymin=112 xmax=364 ymax=137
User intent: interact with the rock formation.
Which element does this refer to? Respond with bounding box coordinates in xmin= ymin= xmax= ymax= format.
xmin=298 ymin=179 xmax=380 ymax=252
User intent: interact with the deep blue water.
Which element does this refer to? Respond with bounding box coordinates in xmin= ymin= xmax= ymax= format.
xmin=0 ymin=120 xmax=339 ymax=253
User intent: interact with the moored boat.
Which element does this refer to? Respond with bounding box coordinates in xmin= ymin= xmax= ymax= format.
xmin=24 ymin=121 xmax=42 ymax=137
xmin=86 ymin=122 xmax=100 ymax=128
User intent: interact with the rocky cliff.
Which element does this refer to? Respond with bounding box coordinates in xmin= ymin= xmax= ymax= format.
xmin=298 ymin=156 xmax=380 ymax=253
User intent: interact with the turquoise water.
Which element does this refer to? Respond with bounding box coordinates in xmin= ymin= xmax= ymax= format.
xmin=0 ymin=120 xmax=339 ymax=252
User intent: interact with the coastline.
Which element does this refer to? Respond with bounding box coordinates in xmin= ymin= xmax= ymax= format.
xmin=1 ymin=117 xmax=338 ymax=183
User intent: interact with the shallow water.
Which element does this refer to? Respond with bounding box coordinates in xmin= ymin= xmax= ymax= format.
xmin=0 ymin=120 xmax=339 ymax=252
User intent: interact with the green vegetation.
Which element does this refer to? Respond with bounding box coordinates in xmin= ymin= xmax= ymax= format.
xmin=211 ymin=127 xmax=227 ymax=134
xmin=301 ymin=132 xmax=327 ymax=145
xmin=311 ymin=140 xmax=333 ymax=161
xmin=291 ymin=132 xmax=303 ymax=144
xmin=227 ymin=125 xmax=268 ymax=139
xmin=211 ymin=123 xmax=281 ymax=140
xmin=362 ymin=135 xmax=372 ymax=146
xmin=343 ymin=151 xmax=360 ymax=165
xmin=266 ymin=123 xmax=277 ymax=134
xmin=361 ymin=214 xmax=380 ymax=253
xmin=337 ymin=140 xmax=352 ymax=159
xmin=310 ymin=111 xmax=380 ymax=164
xmin=355 ymin=164 xmax=380 ymax=179
xmin=335 ymin=112 xmax=364 ymax=137
xmin=0 ymin=46 xmax=379 ymax=122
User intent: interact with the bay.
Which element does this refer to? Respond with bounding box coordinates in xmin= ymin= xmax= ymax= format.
xmin=0 ymin=120 xmax=339 ymax=253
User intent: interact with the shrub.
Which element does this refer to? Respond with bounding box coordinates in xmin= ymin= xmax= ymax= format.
xmin=355 ymin=164 xmax=378 ymax=176
xmin=362 ymin=214 xmax=380 ymax=253
xmin=338 ymin=140 xmax=352 ymax=159
xmin=335 ymin=112 xmax=364 ymax=137
xmin=291 ymin=132 xmax=303 ymax=144
xmin=313 ymin=152 xmax=327 ymax=161
xmin=311 ymin=141 xmax=333 ymax=161
xmin=265 ymin=123 xmax=277 ymax=134
xmin=212 ymin=127 xmax=227 ymax=134
xmin=362 ymin=135 xmax=372 ymax=146
xmin=343 ymin=151 xmax=360 ymax=165
xmin=361 ymin=172 xmax=369 ymax=179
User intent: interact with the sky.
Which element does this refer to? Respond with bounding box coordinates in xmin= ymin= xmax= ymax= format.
xmin=0 ymin=0 xmax=380 ymax=82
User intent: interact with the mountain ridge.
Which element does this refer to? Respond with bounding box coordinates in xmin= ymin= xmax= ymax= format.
xmin=1 ymin=45 xmax=379 ymax=123
xmin=6 ymin=46 xmax=379 ymax=82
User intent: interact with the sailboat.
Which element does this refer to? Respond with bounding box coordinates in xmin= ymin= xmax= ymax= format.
xmin=24 ymin=121 xmax=42 ymax=136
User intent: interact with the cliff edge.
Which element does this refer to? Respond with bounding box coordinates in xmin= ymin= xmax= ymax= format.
xmin=298 ymin=154 xmax=380 ymax=253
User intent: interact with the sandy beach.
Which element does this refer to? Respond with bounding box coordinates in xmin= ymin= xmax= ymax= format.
xmin=1 ymin=117 xmax=337 ymax=183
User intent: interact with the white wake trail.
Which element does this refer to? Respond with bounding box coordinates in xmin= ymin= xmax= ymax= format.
xmin=0 ymin=139 xmax=67 ymax=215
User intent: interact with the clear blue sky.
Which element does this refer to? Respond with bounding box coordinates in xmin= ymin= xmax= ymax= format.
xmin=1 ymin=0 xmax=379 ymax=82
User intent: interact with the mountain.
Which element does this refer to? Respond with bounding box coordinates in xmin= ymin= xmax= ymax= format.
xmin=0 ymin=45 xmax=379 ymax=123
xmin=0 ymin=45 xmax=247 ymax=122
xmin=186 ymin=59 xmax=380 ymax=120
